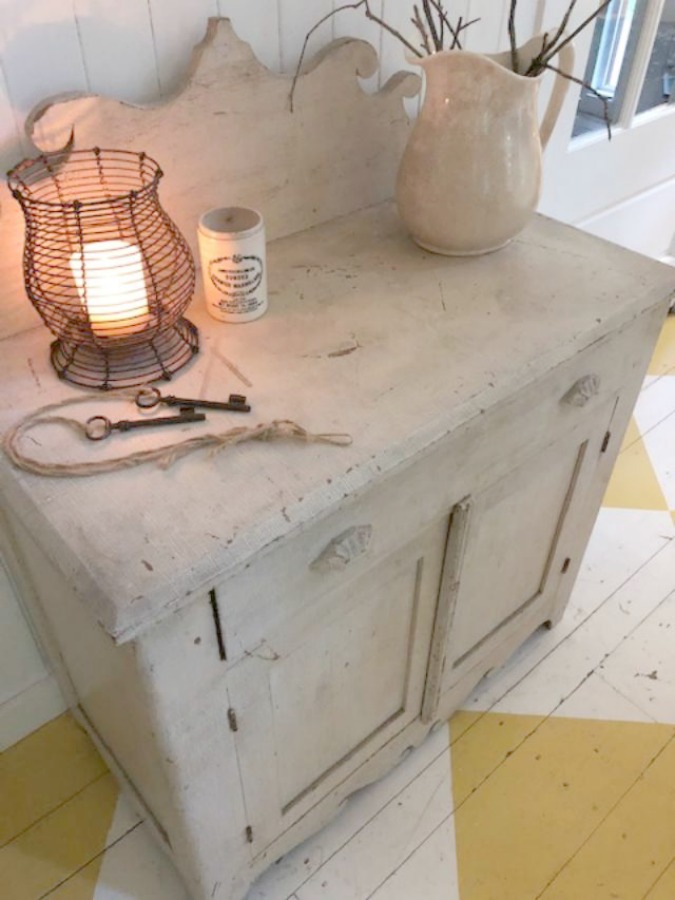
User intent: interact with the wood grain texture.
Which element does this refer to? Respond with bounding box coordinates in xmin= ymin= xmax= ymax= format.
xmin=26 ymin=17 xmax=419 ymax=248
xmin=0 ymin=203 xmax=672 ymax=644
xmin=0 ymin=17 xmax=419 ymax=342
xmin=0 ymin=36 xmax=671 ymax=892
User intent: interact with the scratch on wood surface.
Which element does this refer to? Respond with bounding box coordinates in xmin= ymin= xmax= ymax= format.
xmin=27 ymin=358 xmax=41 ymax=389
xmin=327 ymin=336 xmax=361 ymax=358
xmin=212 ymin=347 xmax=253 ymax=387
xmin=199 ymin=342 xmax=218 ymax=397
xmin=405 ymin=774 xmax=447 ymax=852
xmin=245 ymin=640 xmax=280 ymax=662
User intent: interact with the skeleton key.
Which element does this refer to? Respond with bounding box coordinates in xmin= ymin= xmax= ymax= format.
xmin=135 ymin=386 xmax=251 ymax=414
xmin=85 ymin=410 xmax=206 ymax=441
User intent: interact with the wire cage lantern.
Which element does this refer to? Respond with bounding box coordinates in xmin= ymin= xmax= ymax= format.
xmin=8 ymin=147 xmax=198 ymax=389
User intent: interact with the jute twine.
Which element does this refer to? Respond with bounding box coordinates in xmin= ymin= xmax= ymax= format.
xmin=3 ymin=390 xmax=352 ymax=478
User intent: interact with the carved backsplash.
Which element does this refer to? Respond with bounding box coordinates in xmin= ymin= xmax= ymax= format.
xmin=0 ymin=17 xmax=419 ymax=341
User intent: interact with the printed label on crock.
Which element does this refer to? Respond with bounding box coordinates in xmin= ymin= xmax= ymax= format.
xmin=209 ymin=254 xmax=264 ymax=313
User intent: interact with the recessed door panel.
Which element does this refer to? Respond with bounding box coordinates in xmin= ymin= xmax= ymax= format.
xmin=272 ymin=551 xmax=421 ymax=811
xmin=444 ymin=439 xmax=586 ymax=676
xmin=228 ymin=516 xmax=449 ymax=849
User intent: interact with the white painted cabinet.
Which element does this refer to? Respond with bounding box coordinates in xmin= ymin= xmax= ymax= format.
xmin=0 ymin=207 xmax=670 ymax=900
xmin=0 ymin=22 xmax=673 ymax=900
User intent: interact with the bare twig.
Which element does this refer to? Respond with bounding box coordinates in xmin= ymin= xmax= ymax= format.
xmin=544 ymin=61 xmax=612 ymax=140
xmin=544 ymin=0 xmax=579 ymax=56
xmin=426 ymin=2 xmax=479 ymax=51
xmin=454 ymin=16 xmax=464 ymax=50
xmin=290 ymin=0 xmax=611 ymax=122
xmin=535 ymin=0 xmax=612 ymax=72
xmin=508 ymin=0 xmax=519 ymax=74
xmin=412 ymin=5 xmax=432 ymax=55
xmin=422 ymin=0 xmax=441 ymax=51
xmin=427 ymin=0 xmax=460 ymax=49
xmin=290 ymin=0 xmax=423 ymax=111
xmin=453 ymin=16 xmax=481 ymax=51
xmin=437 ymin=0 xmax=446 ymax=47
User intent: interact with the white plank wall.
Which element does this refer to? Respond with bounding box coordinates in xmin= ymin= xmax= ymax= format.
xmin=0 ymin=0 xmax=543 ymax=175
xmin=1 ymin=0 xmax=674 ymax=749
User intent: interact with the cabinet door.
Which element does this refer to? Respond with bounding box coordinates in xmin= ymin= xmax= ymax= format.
xmin=226 ymin=516 xmax=449 ymax=851
xmin=423 ymin=407 xmax=614 ymax=715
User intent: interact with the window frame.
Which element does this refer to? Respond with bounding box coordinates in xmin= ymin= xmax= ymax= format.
xmin=572 ymin=0 xmax=673 ymax=143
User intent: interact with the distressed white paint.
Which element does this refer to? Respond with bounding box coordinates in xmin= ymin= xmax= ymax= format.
xmin=0 ymin=0 xmax=672 ymax=234
xmin=24 ymin=20 xmax=417 ymax=259
xmin=0 ymin=29 xmax=673 ymax=900
xmin=0 ymin=0 xmax=673 ymax=754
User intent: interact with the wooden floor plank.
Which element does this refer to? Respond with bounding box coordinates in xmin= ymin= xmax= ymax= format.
xmin=0 ymin=714 xmax=107 ymax=848
xmin=451 ymin=715 xmax=674 ymax=900
xmin=368 ymin=816 xmax=459 ymax=900
xmin=0 ymin=773 xmax=119 ymax=900
xmin=644 ymin=858 xmax=675 ymax=899
xmin=540 ymin=735 xmax=675 ymax=898
xmin=449 ymin=711 xmax=544 ymax=807
xmin=45 ymin=819 xmax=185 ymax=900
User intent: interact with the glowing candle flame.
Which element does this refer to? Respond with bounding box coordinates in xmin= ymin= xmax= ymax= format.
xmin=70 ymin=240 xmax=149 ymax=338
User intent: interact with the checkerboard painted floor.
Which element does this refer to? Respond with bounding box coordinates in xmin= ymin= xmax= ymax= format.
xmin=2 ymin=318 xmax=675 ymax=900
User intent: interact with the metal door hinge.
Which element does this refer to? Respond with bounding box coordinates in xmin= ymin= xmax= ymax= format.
xmin=227 ymin=708 xmax=239 ymax=732
xmin=601 ymin=431 xmax=611 ymax=453
xmin=245 ymin=825 xmax=254 ymax=843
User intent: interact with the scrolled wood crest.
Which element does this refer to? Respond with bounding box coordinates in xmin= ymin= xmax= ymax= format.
xmin=0 ymin=18 xmax=420 ymax=340
xmin=25 ymin=18 xmax=420 ymax=247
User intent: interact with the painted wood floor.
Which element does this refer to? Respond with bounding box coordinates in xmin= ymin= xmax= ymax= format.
xmin=2 ymin=317 xmax=675 ymax=900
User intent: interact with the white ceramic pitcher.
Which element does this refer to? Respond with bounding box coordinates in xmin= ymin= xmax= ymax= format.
xmin=396 ymin=36 xmax=575 ymax=256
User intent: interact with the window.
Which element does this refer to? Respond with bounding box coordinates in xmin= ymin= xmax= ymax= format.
xmin=573 ymin=0 xmax=675 ymax=138
xmin=574 ymin=0 xmax=646 ymax=136
xmin=636 ymin=0 xmax=675 ymax=113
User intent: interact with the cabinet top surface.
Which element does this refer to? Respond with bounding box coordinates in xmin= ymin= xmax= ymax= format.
xmin=0 ymin=203 xmax=672 ymax=640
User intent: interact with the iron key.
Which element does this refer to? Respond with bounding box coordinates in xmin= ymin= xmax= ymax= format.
xmin=85 ymin=410 xmax=206 ymax=441
xmin=136 ymin=386 xmax=250 ymax=413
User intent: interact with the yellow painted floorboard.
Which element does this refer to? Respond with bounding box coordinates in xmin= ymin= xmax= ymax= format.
xmin=452 ymin=713 xmax=674 ymax=900
xmin=602 ymin=419 xmax=668 ymax=511
xmin=647 ymin=317 xmax=675 ymax=377
xmin=450 ymin=712 xmax=544 ymax=808
xmin=0 ymin=772 xmax=119 ymax=900
xmin=0 ymin=714 xmax=107 ymax=848
xmin=644 ymin=858 xmax=675 ymax=899
xmin=541 ymin=735 xmax=675 ymax=898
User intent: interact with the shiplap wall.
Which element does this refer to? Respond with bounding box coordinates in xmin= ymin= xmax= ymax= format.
xmin=1 ymin=0 xmax=674 ymax=748
xmin=0 ymin=1 xmax=555 ymax=174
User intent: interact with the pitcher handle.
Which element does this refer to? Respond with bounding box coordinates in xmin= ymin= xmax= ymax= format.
xmin=540 ymin=41 xmax=575 ymax=149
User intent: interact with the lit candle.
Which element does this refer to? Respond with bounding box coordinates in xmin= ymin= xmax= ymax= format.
xmin=70 ymin=240 xmax=150 ymax=338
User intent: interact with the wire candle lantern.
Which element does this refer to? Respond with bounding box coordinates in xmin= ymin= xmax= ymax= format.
xmin=8 ymin=147 xmax=198 ymax=389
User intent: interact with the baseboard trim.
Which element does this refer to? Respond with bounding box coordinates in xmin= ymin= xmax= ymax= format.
xmin=0 ymin=675 xmax=66 ymax=751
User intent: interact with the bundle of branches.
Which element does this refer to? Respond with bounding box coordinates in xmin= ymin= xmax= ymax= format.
xmin=292 ymin=0 xmax=612 ymax=135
